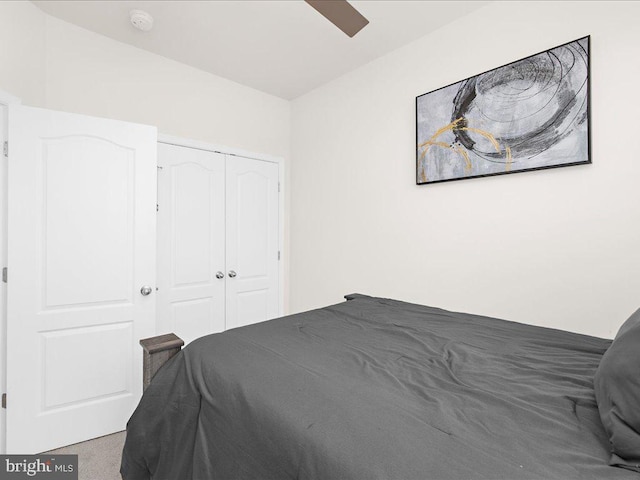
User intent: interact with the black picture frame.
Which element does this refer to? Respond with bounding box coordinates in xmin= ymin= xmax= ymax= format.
xmin=415 ymin=36 xmax=591 ymax=185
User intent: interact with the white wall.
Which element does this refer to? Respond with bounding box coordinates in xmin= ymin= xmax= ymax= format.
xmin=2 ymin=1 xmax=638 ymax=339
xmin=290 ymin=1 xmax=640 ymax=339
xmin=0 ymin=2 xmax=46 ymax=106
xmin=43 ymin=16 xmax=290 ymax=161
xmin=0 ymin=4 xmax=290 ymax=161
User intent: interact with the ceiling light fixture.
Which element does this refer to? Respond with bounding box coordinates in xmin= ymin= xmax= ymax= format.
xmin=130 ymin=9 xmax=154 ymax=32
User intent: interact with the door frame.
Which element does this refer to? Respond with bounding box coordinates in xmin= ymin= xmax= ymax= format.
xmin=157 ymin=133 xmax=285 ymax=319
xmin=0 ymin=89 xmax=22 ymax=454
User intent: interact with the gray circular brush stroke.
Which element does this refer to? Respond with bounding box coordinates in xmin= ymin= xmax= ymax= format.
xmin=451 ymin=42 xmax=588 ymax=163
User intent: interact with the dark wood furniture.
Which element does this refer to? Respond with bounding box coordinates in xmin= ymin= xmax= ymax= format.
xmin=139 ymin=333 xmax=184 ymax=390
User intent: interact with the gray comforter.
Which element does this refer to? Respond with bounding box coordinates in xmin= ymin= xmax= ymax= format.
xmin=121 ymin=294 xmax=640 ymax=479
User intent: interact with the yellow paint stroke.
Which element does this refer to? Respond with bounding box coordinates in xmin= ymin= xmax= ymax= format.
xmin=418 ymin=140 xmax=472 ymax=172
xmin=430 ymin=119 xmax=462 ymax=141
xmin=417 ymin=117 xmax=513 ymax=179
xmin=453 ymin=146 xmax=472 ymax=171
xmin=418 ymin=117 xmax=465 ymax=150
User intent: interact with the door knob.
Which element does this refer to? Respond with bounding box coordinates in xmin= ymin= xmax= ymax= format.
xmin=228 ymin=270 xmax=237 ymax=278
xmin=216 ymin=271 xmax=224 ymax=279
xmin=140 ymin=285 xmax=153 ymax=296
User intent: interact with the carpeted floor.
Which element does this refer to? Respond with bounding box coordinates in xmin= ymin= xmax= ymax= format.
xmin=44 ymin=431 xmax=125 ymax=480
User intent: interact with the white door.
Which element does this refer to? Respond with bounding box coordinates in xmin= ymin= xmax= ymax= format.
xmin=6 ymin=105 xmax=157 ymax=453
xmin=156 ymin=144 xmax=226 ymax=344
xmin=225 ymin=156 xmax=279 ymax=329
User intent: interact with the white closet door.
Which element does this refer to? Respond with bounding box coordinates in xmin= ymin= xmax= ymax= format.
xmin=225 ymin=156 xmax=279 ymax=329
xmin=7 ymin=105 xmax=157 ymax=453
xmin=157 ymin=144 xmax=226 ymax=344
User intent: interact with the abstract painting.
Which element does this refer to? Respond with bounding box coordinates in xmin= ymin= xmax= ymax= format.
xmin=416 ymin=36 xmax=590 ymax=184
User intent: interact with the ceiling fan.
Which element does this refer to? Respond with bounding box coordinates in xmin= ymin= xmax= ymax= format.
xmin=305 ymin=0 xmax=369 ymax=38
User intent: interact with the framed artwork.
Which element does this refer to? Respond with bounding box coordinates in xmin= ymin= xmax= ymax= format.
xmin=416 ymin=36 xmax=590 ymax=185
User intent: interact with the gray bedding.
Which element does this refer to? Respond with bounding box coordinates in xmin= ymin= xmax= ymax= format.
xmin=121 ymin=294 xmax=640 ymax=479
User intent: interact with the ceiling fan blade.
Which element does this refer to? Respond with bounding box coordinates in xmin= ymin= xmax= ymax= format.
xmin=305 ymin=0 xmax=369 ymax=38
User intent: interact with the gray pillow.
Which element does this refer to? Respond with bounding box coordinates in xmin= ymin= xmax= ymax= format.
xmin=615 ymin=307 xmax=640 ymax=340
xmin=594 ymin=308 xmax=640 ymax=472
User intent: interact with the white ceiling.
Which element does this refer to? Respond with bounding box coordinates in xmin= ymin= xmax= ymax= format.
xmin=33 ymin=1 xmax=488 ymax=100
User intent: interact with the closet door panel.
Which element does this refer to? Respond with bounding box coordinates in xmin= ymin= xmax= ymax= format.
xmin=157 ymin=144 xmax=225 ymax=344
xmin=7 ymin=105 xmax=156 ymax=453
xmin=226 ymin=156 xmax=279 ymax=330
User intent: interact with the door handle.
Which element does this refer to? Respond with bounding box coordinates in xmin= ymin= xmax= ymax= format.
xmin=228 ymin=270 xmax=237 ymax=278
xmin=140 ymin=285 xmax=153 ymax=296
xmin=216 ymin=271 xmax=224 ymax=279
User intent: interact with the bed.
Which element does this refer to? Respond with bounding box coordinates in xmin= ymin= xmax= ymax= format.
xmin=120 ymin=294 xmax=640 ymax=479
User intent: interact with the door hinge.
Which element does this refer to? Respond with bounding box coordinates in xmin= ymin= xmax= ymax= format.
xmin=278 ymin=182 xmax=280 ymax=193
xmin=156 ymin=204 xmax=159 ymax=212
xmin=278 ymin=251 xmax=281 ymax=261
xmin=2 ymin=267 xmax=6 ymax=283
xmin=3 ymin=141 xmax=7 ymax=157
xmin=2 ymin=393 xmax=6 ymax=409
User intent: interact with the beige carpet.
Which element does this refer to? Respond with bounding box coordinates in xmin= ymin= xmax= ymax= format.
xmin=44 ymin=431 xmax=125 ymax=480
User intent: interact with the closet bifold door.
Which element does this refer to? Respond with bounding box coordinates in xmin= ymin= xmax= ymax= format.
xmin=225 ymin=155 xmax=279 ymax=330
xmin=156 ymin=143 xmax=226 ymax=345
